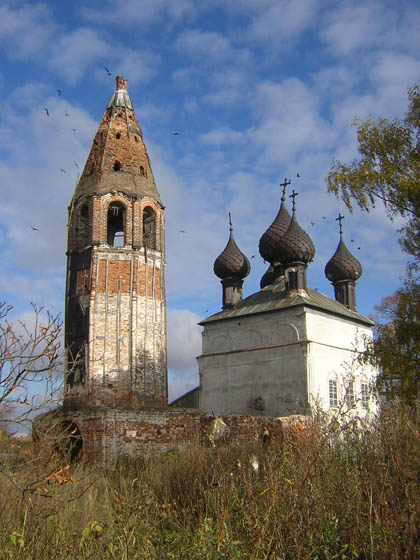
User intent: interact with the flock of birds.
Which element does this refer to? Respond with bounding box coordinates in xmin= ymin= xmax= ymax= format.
xmin=36 ymin=75 xmax=363 ymax=274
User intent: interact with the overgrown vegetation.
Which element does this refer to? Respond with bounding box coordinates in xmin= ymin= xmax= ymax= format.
xmin=0 ymin=404 xmax=419 ymax=559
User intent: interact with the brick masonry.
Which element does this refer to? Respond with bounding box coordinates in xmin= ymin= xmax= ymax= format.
xmin=34 ymin=407 xmax=307 ymax=466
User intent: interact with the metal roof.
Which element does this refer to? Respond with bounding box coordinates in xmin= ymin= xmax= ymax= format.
xmin=200 ymin=279 xmax=374 ymax=326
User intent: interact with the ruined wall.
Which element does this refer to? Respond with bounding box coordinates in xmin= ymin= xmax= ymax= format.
xmin=36 ymin=407 xmax=306 ymax=466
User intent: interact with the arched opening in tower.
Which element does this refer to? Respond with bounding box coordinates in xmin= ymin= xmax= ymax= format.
xmin=58 ymin=421 xmax=83 ymax=462
xmin=107 ymin=203 xmax=125 ymax=247
xmin=143 ymin=207 xmax=156 ymax=249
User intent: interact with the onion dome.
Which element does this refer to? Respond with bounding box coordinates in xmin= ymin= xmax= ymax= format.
xmin=214 ymin=218 xmax=250 ymax=280
xmin=260 ymin=264 xmax=275 ymax=289
xmin=259 ymin=199 xmax=292 ymax=263
xmin=325 ymin=234 xmax=362 ymax=282
xmin=277 ymin=212 xmax=315 ymax=265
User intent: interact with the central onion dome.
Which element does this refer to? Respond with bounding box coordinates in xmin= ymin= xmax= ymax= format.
xmin=277 ymin=212 xmax=315 ymax=265
xmin=214 ymin=223 xmax=250 ymax=280
xmin=325 ymin=234 xmax=362 ymax=282
xmin=259 ymin=198 xmax=292 ymax=263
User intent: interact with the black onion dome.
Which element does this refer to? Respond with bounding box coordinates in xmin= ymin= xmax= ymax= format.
xmin=214 ymin=231 xmax=251 ymax=280
xmin=259 ymin=200 xmax=292 ymax=263
xmin=260 ymin=264 xmax=275 ymax=289
xmin=325 ymin=235 xmax=362 ymax=282
xmin=277 ymin=214 xmax=315 ymax=264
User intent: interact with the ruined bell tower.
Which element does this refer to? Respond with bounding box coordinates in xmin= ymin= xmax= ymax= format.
xmin=64 ymin=76 xmax=167 ymax=409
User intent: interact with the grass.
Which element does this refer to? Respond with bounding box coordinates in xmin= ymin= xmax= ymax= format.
xmin=0 ymin=403 xmax=419 ymax=559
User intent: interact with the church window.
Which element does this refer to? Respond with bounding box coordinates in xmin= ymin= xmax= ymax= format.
xmin=140 ymin=165 xmax=147 ymax=177
xmin=345 ymin=380 xmax=355 ymax=407
xmin=116 ymin=132 xmax=121 ymax=139
xmin=361 ymin=383 xmax=369 ymax=408
xmin=135 ymin=136 xmax=139 ymax=142
xmin=107 ymin=203 xmax=125 ymax=247
xmin=329 ymin=380 xmax=338 ymax=407
xmin=143 ymin=206 xmax=156 ymax=249
xmin=113 ymin=160 xmax=121 ymax=171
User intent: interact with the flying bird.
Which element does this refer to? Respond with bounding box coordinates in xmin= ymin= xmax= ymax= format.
xmin=57 ymin=89 xmax=61 ymax=96
xmin=65 ymin=111 xmax=70 ymax=116
xmin=322 ymin=216 xmax=326 ymax=219
xmin=357 ymin=247 xmax=361 ymax=250
xmin=73 ymin=160 xmax=79 ymax=169
xmin=104 ymin=66 xmax=112 ymax=76
xmin=173 ymin=132 xmax=180 ymax=136
xmin=250 ymin=255 xmax=255 ymax=259
xmin=179 ymin=230 xmax=187 ymax=233
xmin=30 ymin=225 xmax=39 ymax=231
xmin=60 ymin=168 xmax=66 ymax=173
xmin=72 ymin=128 xmax=76 ymax=133
xmin=297 ymin=173 xmax=300 ymax=177
xmin=43 ymin=107 xmax=49 ymax=116
xmin=311 ymin=221 xmax=315 ymax=226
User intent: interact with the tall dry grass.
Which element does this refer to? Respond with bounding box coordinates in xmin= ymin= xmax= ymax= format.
xmin=0 ymin=403 xmax=419 ymax=559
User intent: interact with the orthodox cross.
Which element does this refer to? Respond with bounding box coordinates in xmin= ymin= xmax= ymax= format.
xmin=280 ymin=178 xmax=291 ymax=200
xmin=336 ymin=213 xmax=344 ymax=234
xmin=289 ymin=189 xmax=298 ymax=212
xmin=228 ymin=211 xmax=233 ymax=232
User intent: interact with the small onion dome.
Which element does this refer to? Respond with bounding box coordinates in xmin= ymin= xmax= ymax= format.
xmin=325 ymin=235 xmax=362 ymax=282
xmin=260 ymin=264 xmax=275 ymax=289
xmin=277 ymin=213 xmax=315 ymax=265
xmin=259 ymin=200 xmax=292 ymax=263
xmin=214 ymin=230 xmax=251 ymax=280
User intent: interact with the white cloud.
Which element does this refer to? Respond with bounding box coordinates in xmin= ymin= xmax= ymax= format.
xmin=49 ymin=28 xmax=110 ymax=85
xmin=0 ymin=2 xmax=56 ymax=59
xmin=81 ymin=0 xmax=197 ymax=26
xmin=175 ymin=29 xmax=232 ymax=63
xmin=245 ymin=0 xmax=318 ymax=48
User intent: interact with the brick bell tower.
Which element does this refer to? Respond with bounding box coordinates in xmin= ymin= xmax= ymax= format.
xmin=64 ymin=76 xmax=167 ymax=409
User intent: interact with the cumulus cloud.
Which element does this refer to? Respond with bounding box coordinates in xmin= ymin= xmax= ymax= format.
xmin=81 ymin=0 xmax=197 ymax=26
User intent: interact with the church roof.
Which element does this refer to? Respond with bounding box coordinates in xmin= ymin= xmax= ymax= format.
xmin=200 ymin=279 xmax=373 ymax=326
xmin=325 ymin=233 xmax=362 ymax=283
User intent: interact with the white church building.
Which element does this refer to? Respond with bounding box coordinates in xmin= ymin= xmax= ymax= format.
xmin=184 ymin=186 xmax=378 ymax=418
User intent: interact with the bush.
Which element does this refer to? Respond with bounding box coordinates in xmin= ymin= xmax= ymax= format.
xmin=0 ymin=403 xmax=419 ymax=559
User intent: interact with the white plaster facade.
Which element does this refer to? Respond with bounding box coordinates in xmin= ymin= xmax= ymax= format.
xmin=198 ymin=286 xmax=377 ymax=419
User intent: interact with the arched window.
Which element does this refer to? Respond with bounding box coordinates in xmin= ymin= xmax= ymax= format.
xmin=143 ymin=206 xmax=156 ymax=249
xmin=113 ymin=160 xmax=121 ymax=171
xmin=116 ymin=132 xmax=121 ymax=139
xmin=107 ymin=203 xmax=125 ymax=247
xmin=140 ymin=165 xmax=146 ymax=177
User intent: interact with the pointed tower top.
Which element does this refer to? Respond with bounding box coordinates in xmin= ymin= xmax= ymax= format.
xmin=107 ymin=76 xmax=133 ymax=110
xmin=72 ymin=77 xmax=161 ymax=204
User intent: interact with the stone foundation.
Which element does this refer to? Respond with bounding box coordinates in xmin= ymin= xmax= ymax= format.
xmin=34 ymin=406 xmax=307 ymax=467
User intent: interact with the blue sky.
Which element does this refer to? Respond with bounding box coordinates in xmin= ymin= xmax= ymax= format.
xmin=0 ymin=0 xmax=419 ymax=400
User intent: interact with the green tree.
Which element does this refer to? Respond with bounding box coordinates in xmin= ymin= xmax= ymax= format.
xmin=367 ymin=282 xmax=420 ymax=405
xmin=327 ymin=85 xmax=420 ymax=268
xmin=327 ymin=86 xmax=420 ymax=404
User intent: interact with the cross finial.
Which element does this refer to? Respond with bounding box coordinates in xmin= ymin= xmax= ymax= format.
xmin=280 ymin=178 xmax=291 ymax=201
xmin=289 ymin=189 xmax=298 ymax=212
xmin=228 ymin=212 xmax=233 ymax=232
xmin=336 ymin=213 xmax=344 ymax=235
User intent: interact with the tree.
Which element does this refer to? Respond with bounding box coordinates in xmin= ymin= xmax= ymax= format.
xmin=0 ymin=301 xmax=63 ymax=434
xmin=327 ymin=86 xmax=420 ymax=404
xmin=366 ymin=282 xmax=420 ymax=405
xmin=327 ymin=85 xmax=420 ymax=269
